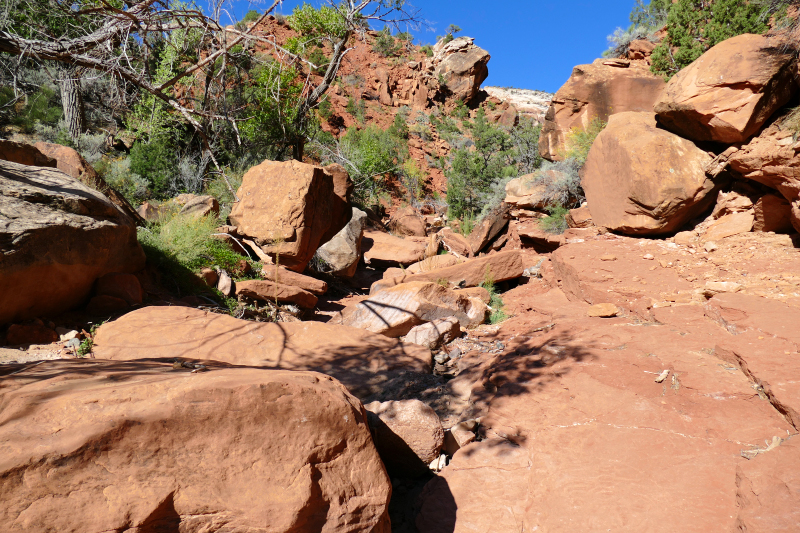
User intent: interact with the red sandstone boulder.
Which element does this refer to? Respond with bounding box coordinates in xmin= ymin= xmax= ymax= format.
xmin=362 ymin=230 xmax=427 ymax=267
xmin=440 ymin=227 xmax=472 ymax=257
xmin=178 ymin=194 xmax=220 ymax=218
xmin=539 ymin=59 xmax=666 ymax=161
xmin=371 ymin=251 xmax=526 ymax=294
xmin=261 ymin=265 xmax=327 ymax=295
xmin=5 ymin=323 xmax=58 ymax=346
xmin=0 ymin=139 xmax=56 ymax=168
xmin=0 ymin=360 xmax=391 ymax=532
xmin=566 ymin=206 xmax=593 ymax=228
xmin=0 ymin=160 xmax=145 ymax=325
xmin=754 ymin=194 xmax=793 ymax=233
xmin=404 ymin=317 xmax=461 ymax=350
xmin=235 ymin=279 xmax=318 ymax=309
xmin=229 ymin=160 xmax=340 ymax=272
xmin=467 ymin=203 xmax=510 ymax=254
xmin=431 ymin=37 xmax=490 ymax=104
xmin=333 ymin=281 xmax=488 ymax=337
xmin=319 ymin=163 xmax=354 ymax=244
xmin=654 ymin=34 xmax=797 ymax=144
xmin=34 ymin=142 xmax=145 ymax=225
xmin=365 ymin=399 xmax=444 ymax=477
xmin=94 ymin=272 xmax=143 ymax=306
xmin=92 ymin=306 xmax=431 ymax=398
xmin=314 ymin=207 xmax=368 ymax=278
xmin=582 ymin=112 xmax=718 ymax=235
xmin=388 ymin=205 xmax=427 ymax=237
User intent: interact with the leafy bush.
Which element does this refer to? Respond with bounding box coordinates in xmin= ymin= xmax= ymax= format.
xmin=538 ymin=205 xmax=570 ymax=235
xmin=400 ymin=159 xmax=425 ymax=204
xmin=603 ymin=24 xmax=654 ymax=58
xmin=242 ymin=10 xmax=261 ymax=23
xmin=13 ymin=87 xmax=61 ymax=133
xmin=205 ymin=166 xmax=245 ymax=220
xmin=346 ymin=96 xmax=366 ymax=123
xmin=533 ymin=158 xmax=584 ymax=209
xmin=308 ymin=47 xmax=329 ymax=75
xmin=421 ymin=45 xmax=433 ymax=57
xmin=390 ymin=107 xmax=409 ymax=139
xmin=130 ymin=139 xmax=178 ymax=197
xmin=509 ymin=116 xmax=542 ymax=175
xmin=649 ymin=0 xmax=768 ymax=79
xmin=100 ymin=157 xmax=150 ymax=206
xmin=373 ymin=29 xmax=400 ymax=57
xmin=34 ymin=120 xmax=108 ymax=163
xmin=480 ymin=266 xmax=508 ymax=324
xmin=138 ymin=213 xmax=259 ymax=294
xmin=318 ymin=97 xmax=333 ymax=120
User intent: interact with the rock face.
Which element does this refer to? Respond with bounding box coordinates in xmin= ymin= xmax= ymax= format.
xmin=365 ymin=399 xmax=444 ymax=477
xmin=362 ymin=230 xmax=427 ymax=267
xmin=504 ymin=173 xmax=547 ymax=210
xmin=319 ymin=163 xmax=354 ymax=245
xmin=178 ymin=194 xmax=220 ymax=218
xmin=0 ymin=160 xmax=145 ymax=325
xmin=0 ymin=139 xmax=56 ymax=167
xmin=93 ymin=306 xmax=431 ymax=398
xmin=34 ymin=142 xmax=145 ymax=225
xmin=467 ymin=203 xmax=510 ymax=254
xmin=582 ymin=112 xmax=718 ymax=235
xmin=235 ymin=279 xmax=319 ymax=309
xmin=431 ymin=37 xmax=490 ymax=104
xmin=315 ymin=207 xmax=367 ymax=278
xmin=261 ymin=265 xmax=327 ymax=295
xmin=0 ymin=359 xmax=391 ymax=533
xmin=404 ymin=317 xmax=461 ymax=350
xmin=388 ymin=205 xmax=427 ymax=237
xmin=229 ymin=160 xmax=342 ymax=272
xmin=655 ymin=34 xmax=797 ymax=144
xmin=539 ymin=59 xmax=666 ymax=161
xmin=334 ymin=281 xmax=487 ymax=337
xmin=726 ymin=117 xmax=800 ymax=232
xmin=371 ymin=251 xmax=526 ymax=294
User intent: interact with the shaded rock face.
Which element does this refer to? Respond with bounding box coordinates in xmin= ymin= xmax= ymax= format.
xmin=0 ymin=139 xmax=56 ymax=168
xmin=229 ymin=160 xmax=339 ymax=272
xmin=0 ymin=160 xmax=145 ymax=325
xmin=334 ymin=281 xmax=487 ymax=338
xmin=582 ymin=112 xmax=719 ymax=235
xmin=235 ymin=279 xmax=319 ymax=309
xmin=726 ymin=117 xmax=800 ymax=232
xmin=0 ymin=360 xmax=391 ymax=533
xmin=655 ymin=34 xmax=797 ymax=144
xmin=365 ymin=399 xmax=444 ymax=478
xmin=388 ymin=205 xmax=427 ymax=237
xmin=539 ymin=59 xmax=666 ymax=161
xmin=92 ymin=306 xmax=431 ymax=399
xmin=431 ymin=37 xmax=490 ymax=104
xmin=315 ymin=207 xmax=367 ymax=278
xmin=319 ymin=163 xmax=354 ymax=245
xmin=33 ymin=142 xmax=145 ymax=225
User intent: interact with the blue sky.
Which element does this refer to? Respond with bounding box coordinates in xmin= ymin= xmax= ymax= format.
xmin=229 ymin=0 xmax=636 ymax=93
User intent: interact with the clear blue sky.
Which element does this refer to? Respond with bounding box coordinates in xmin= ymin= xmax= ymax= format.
xmin=229 ymin=0 xmax=636 ymax=93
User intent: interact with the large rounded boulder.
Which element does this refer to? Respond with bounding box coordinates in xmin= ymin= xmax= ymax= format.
xmin=0 ymin=360 xmax=391 ymax=532
xmin=654 ymin=33 xmax=797 ymax=144
xmin=0 ymin=160 xmax=145 ymax=325
xmin=582 ymin=112 xmax=718 ymax=235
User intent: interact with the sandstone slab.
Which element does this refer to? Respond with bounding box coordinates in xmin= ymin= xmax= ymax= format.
xmin=404 ymin=317 xmax=461 ymax=350
xmin=371 ymin=251 xmax=525 ymax=294
xmin=334 ymin=282 xmax=487 ymax=337
xmin=235 ymin=279 xmax=318 ymax=309
xmin=261 ymin=265 xmax=327 ymax=295
xmin=92 ymin=306 xmax=431 ymax=398
xmin=315 ymin=207 xmax=367 ymax=278
xmin=388 ymin=205 xmax=427 ymax=237
xmin=362 ymin=230 xmax=427 ymax=267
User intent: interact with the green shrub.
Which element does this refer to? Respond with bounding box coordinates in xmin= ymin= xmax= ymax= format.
xmin=13 ymin=87 xmax=61 ymax=133
xmin=420 ymin=44 xmax=433 ymax=57
xmin=603 ymin=24 xmax=654 ymax=58
xmin=390 ymin=109 xmax=409 ymax=139
xmin=534 ymin=158 xmax=584 ymax=209
xmin=318 ymin=97 xmax=333 ymax=120
xmin=480 ymin=266 xmax=508 ymax=324
xmin=346 ymin=96 xmax=366 ymax=123
xmin=308 ymin=47 xmax=328 ymax=75
xmin=130 ymin=139 xmax=178 ymax=197
xmin=138 ymin=213 xmax=259 ymax=294
xmin=242 ymin=9 xmax=260 ymax=23
xmin=538 ymin=205 xmax=570 ymax=235
xmin=373 ymin=29 xmax=400 ymax=57
xmin=101 ymin=157 xmax=150 ymax=206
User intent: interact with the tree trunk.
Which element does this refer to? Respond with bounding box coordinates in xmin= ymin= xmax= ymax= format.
xmin=59 ymin=66 xmax=86 ymax=139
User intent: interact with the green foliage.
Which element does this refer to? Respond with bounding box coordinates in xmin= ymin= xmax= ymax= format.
xmin=400 ymin=158 xmax=425 ymax=202
xmin=538 ymin=205 xmax=570 ymax=235
xmin=308 ymin=47 xmax=329 ymax=75
xmin=11 ymin=87 xmax=61 ymax=133
xmin=648 ymin=0 xmax=769 ymax=79
xmin=451 ymin=100 xmax=469 ymax=119
xmin=509 ymin=117 xmax=542 ymax=175
xmin=563 ymin=117 xmax=606 ymax=165
xmin=439 ymin=24 xmax=462 ymax=45
xmin=446 ymin=108 xmax=515 ymax=219
xmin=77 ymin=337 xmax=93 ymax=357
xmin=318 ymin=97 xmax=333 ymax=120
xmin=534 ymin=158 xmax=584 ymax=209
xmin=346 ymin=95 xmax=366 ymax=122
xmin=480 ymin=266 xmax=507 ymax=324
xmin=242 ymin=10 xmax=261 ymax=23
xmin=138 ymin=213 xmax=258 ymax=295
xmin=390 ymin=108 xmax=409 ymax=138
xmin=335 ymin=124 xmax=408 ymax=207
xmin=129 ymin=139 xmax=178 ymax=197
xmin=457 ymin=211 xmax=476 ymax=236
xmin=421 ymin=44 xmax=433 ymax=57
xmin=603 ymin=24 xmax=654 ymax=58
xmin=373 ymin=28 xmax=401 ymax=57
xmin=99 ymin=157 xmax=150 ymax=206
xmin=287 ymin=3 xmax=347 ymax=40
xmin=205 ymin=167 xmax=245 ymax=219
